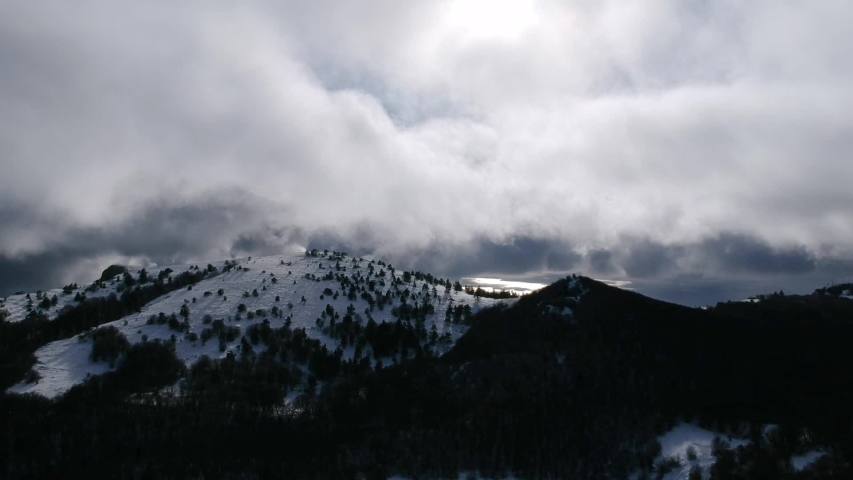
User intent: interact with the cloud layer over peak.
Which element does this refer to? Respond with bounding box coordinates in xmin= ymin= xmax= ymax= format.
xmin=2 ymin=1 xmax=852 ymax=304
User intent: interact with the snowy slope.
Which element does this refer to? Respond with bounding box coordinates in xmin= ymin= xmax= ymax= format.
xmin=642 ymin=423 xmax=825 ymax=479
xmin=8 ymin=251 xmax=513 ymax=398
xmin=0 ymin=262 xmax=222 ymax=324
xmin=649 ymin=423 xmax=748 ymax=480
xmin=0 ymin=272 xmax=151 ymax=324
xmin=791 ymin=450 xmax=825 ymax=471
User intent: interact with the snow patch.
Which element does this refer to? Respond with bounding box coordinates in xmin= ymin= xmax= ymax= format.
xmin=7 ymin=336 xmax=112 ymax=398
xmin=545 ymin=305 xmax=573 ymax=317
xmin=644 ymin=423 xmax=748 ymax=480
xmin=565 ymin=274 xmax=588 ymax=302
xmin=791 ymin=450 xmax=824 ymax=471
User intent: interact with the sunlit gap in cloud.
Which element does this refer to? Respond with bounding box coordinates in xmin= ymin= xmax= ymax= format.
xmin=461 ymin=278 xmax=634 ymax=296
xmin=463 ymin=277 xmax=548 ymax=295
xmin=596 ymin=279 xmax=634 ymax=290
xmin=444 ymin=0 xmax=539 ymax=41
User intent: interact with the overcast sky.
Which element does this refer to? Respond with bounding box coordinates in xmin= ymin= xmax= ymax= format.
xmin=2 ymin=1 xmax=852 ymax=305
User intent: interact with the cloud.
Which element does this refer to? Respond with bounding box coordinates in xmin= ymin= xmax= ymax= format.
xmin=619 ymin=240 xmax=682 ymax=278
xmin=1 ymin=1 xmax=853 ymax=304
xmin=696 ymin=233 xmax=816 ymax=275
xmin=0 ymin=191 xmax=302 ymax=294
xmin=586 ymin=249 xmax=617 ymax=276
xmin=607 ymin=233 xmax=818 ymax=280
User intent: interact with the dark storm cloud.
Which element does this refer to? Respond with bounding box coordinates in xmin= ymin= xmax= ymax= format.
xmin=586 ymin=249 xmax=617 ymax=276
xmin=307 ymin=231 xmax=582 ymax=279
xmin=0 ymin=191 xmax=306 ymax=295
xmin=605 ymin=233 xmax=820 ymax=281
xmin=628 ymin=266 xmax=850 ymax=308
xmin=620 ymin=240 xmax=683 ymax=278
xmin=89 ymin=194 xmax=302 ymax=262
xmin=545 ymin=249 xmax=582 ymax=272
xmin=390 ymin=237 xmax=580 ymax=280
xmin=817 ymin=256 xmax=853 ymax=277
xmin=231 ymin=228 xmax=307 ymax=258
xmin=697 ymin=233 xmax=816 ymax=275
xmin=628 ymin=275 xmax=770 ymax=308
xmin=0 ymin=253 xmax=75 ymax=297
xmin=594 ymin=234 xmax=842 ymax=305
xmin=453 ymin=237 xmax=573 ymax=276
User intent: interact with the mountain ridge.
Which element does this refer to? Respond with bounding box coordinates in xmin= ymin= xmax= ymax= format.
xmin=2 ymin=252 xmax=853 ymax=478
xmin=3 ymin=251 xmax=511 ymax=398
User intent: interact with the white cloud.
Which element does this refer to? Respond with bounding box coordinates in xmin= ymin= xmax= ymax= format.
xmin=1 ymin=0 xmax=852 ymax=299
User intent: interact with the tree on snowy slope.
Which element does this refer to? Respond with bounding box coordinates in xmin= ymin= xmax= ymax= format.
xmin=89 ymin=326 xmax=130 ymax=367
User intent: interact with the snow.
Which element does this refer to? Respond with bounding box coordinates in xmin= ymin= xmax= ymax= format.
xmin=642 ymin=423 xmax=748 ymax=480
xmin=7 ymin=252 xmax=512 ymax=399
xmin=791 ymin=450 xmax=824 ymax=471
xmin=536 ymin=275 xmax=586 ymax=319
xmin=7 ymin=336 xmax=112 ymax=397
xmin=627 ymin=423 xmax=830 ymax=479
xmin=0 ymin=263 xmax=202 ymax=324
xmin=567 ymin=274 xmax=582 ymax=292
xmin=545 ymin=305 xmax=573 ymax=317
xmin=2 ymin=280 xmax=127 ymax=324
xmin=566 ymin=274 xmax=588 ymax=302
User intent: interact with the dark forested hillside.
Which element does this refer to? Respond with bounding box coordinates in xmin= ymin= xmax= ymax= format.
xmin=3 ymin=274 xmax=853 ymax=479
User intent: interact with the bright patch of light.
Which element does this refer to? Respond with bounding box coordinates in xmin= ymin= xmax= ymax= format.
xmin=595 ymin=279 xmax=633 ymax=289
xmin=465 ymin=277 xmax=547 ymax=293
xmin=445 ymin=0 xmax=539 ymax=41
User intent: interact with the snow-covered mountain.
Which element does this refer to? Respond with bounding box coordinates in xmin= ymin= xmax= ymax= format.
xmin=4 ymin=250 xmax=513 ymax=398
xmin=4 ymin=255 xmax=849 ymax=479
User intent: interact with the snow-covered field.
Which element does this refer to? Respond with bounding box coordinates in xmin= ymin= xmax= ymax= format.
xmin=791 ymin=450 xmax=825 ymax=470
xmin=641 ymin=423 xmax=824 ymax=479
xmin=650 ymin=423 xmax=748 ymax=480
xmin=7 ymin=252 xmax=513 ymax=398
